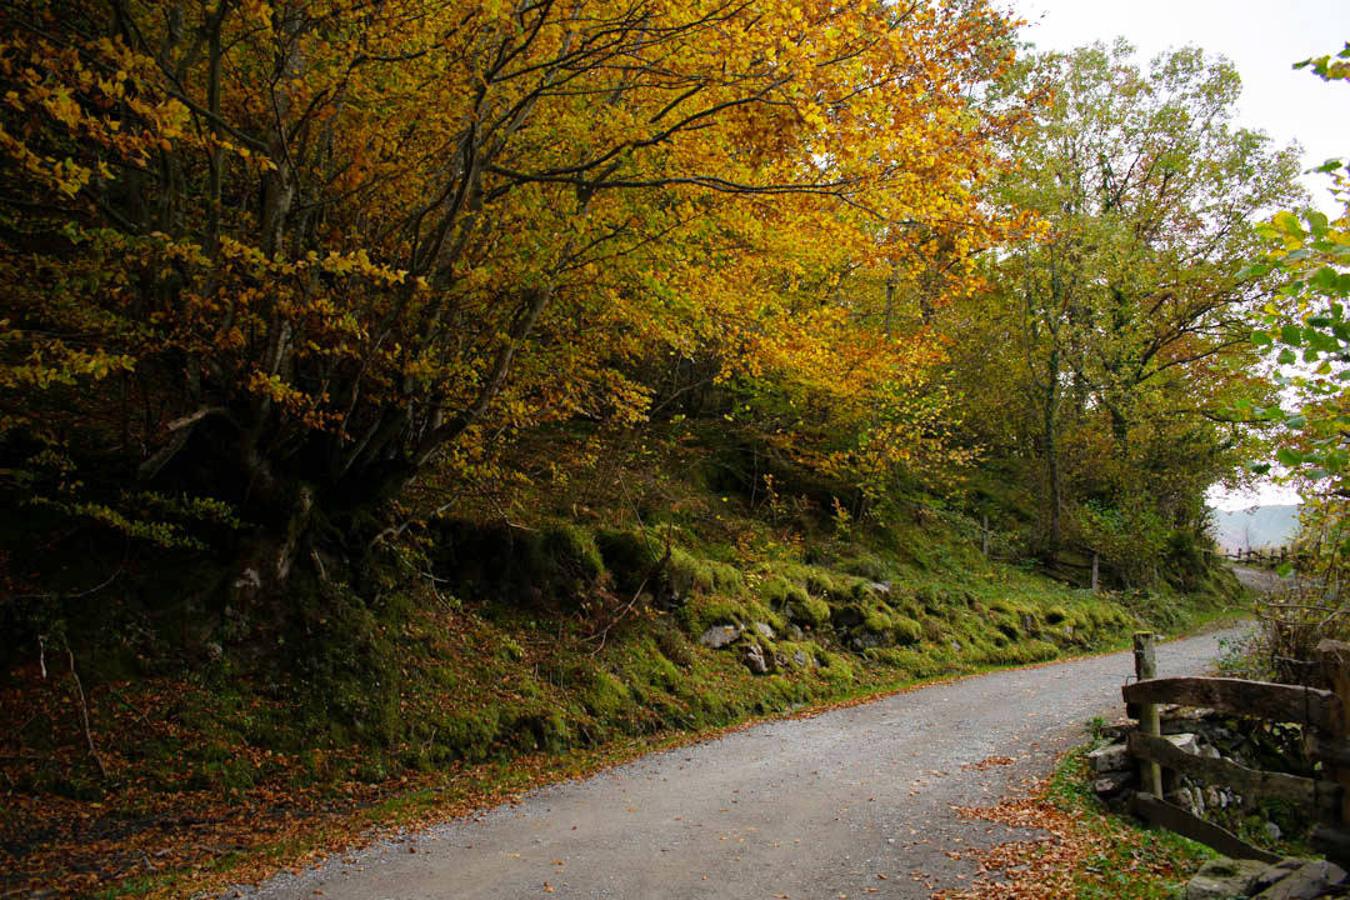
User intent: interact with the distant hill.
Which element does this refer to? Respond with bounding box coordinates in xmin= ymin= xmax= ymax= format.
xmin=1209 ymin=504 xmax=1301 ymax=553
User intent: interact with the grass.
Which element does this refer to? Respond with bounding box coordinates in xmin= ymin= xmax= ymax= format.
xmin=1 ymin=477 xmax=1252 ymax=897
xmin=944 ymin=740 xmax=1217 ymax=899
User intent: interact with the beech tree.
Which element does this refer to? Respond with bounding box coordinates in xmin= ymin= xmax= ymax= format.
xmin=0 ymin=0 xmax=1019 ymax=598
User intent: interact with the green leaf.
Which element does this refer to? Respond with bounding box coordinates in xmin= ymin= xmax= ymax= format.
xmin=1275 ymin=562 xmax=1294 ymax=578
xmin=1251 ymin=330 xmax=1273 ymax=346
xmin=1311 ymin=266 xmax=1340 ymax=292
xmin=1273 ymin=210 xmax=1305 ymax=237
xmin=1276 ymin=447 xmax=1304 ymax=466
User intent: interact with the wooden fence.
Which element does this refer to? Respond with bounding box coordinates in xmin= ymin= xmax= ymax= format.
xmin=1120 ymin=634 xmax=1350 ymax=866
xmin=1213 ymin=547 xmax=1298 ymax=568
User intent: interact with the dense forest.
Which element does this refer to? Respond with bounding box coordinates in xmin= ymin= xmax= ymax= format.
xmin=0 ymin=1 xmax=1345 ymax=894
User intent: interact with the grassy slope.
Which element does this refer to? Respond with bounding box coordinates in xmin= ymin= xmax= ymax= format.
xmin=0 ymin=467 xmax=1248 ymax=897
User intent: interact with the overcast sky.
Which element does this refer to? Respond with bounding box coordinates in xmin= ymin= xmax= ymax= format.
xmin=1010 ymin=0 xmax=1350 ymax=209
xmin=1006 ymin=1 xmax=1349 ymax=510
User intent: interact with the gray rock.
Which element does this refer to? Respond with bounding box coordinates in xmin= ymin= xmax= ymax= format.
xmin=1186 ymin=857 xmax=1270 ymax=900
xmin=1251 ymin=859 xmax=1305 ymax=895
xmin=793 ymin=650 xmax=809 ymax=668
xmin=1087 ymin=742 xmax=1130 ymax=774
xmin=744 ymin=644 xmax=769 ymax=675
xmin=867 ymin=581 xmax=891 ymax=595
xmin=754 ymin=622 xmax=775 ymax=640
xmin=855 ymin=632 xmax=883 ymax=650
xmin=950 ymin=641 xmax=963 ymax=652
xmin=1253 ymin=860 xmax=1348 ymax=899
xmin=1164 ymin=732 xmax=1201 ymax=755
xmin=1263 ymin=821 xmax=1282 ymax=843
xmin=1093 ymin=770 xmax=1135 ymax=797
xmin=699 ymin=624 xmax=742 ymax=649
xmin=1169 ymin=786 xmax=1204 ymax=817
xmin=787 ymin=624 xmax=804 ymax=641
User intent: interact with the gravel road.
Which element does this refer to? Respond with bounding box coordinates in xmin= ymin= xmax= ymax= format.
xmin=243 ymin=626 xmax=1247 ymax=899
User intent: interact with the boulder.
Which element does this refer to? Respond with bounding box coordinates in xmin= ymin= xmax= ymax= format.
xmin=1185 ymin=858 xmax=1269 ymax=900
xmin=1250 ymin=859 xmax=1304 ymax=895
xmin=1253 ymin=860 xmax=1348 ymax=899
xmin=699 ymin=624 xmax=743 ymax=650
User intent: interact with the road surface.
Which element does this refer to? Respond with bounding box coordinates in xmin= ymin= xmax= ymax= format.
xmin=243 ymin=626 xmax=1246 ymax=899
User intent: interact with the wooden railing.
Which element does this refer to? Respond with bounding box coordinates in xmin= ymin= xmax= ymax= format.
xmin=1121 ymin=634 xmax=1350 ymax=865
xmin=1213 ymin=547 xmax=1298 ymax=568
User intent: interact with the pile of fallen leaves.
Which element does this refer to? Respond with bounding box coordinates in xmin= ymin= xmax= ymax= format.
xmin=936 ymin=765 xmax=1197 ymax=899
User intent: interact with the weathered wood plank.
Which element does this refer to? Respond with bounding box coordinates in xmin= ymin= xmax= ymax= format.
xmin=1319 ymin=639 xmax=1350 ymax=826
xmin=1312 ymin=824 xmax=1350 ymax=869
xmin=1131 ymin=792 xmax=1281 ymax=863
xmin=1121 ymin=677 xmax=1341 ymax=732
xmin=1307 ymin=733 xmax=1350 ymax=768
xmin=1127 ymin=732 xmax=1342 ymax=821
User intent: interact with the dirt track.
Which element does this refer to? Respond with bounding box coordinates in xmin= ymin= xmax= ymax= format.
xmin=243 ymin=626 xmax=1246 ymax=899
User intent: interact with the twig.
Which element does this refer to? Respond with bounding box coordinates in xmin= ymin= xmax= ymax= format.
xmin=67 ymin=648 xmax=108 ymax=780
xmin=585 ymin=534 xmax=672 ymax=655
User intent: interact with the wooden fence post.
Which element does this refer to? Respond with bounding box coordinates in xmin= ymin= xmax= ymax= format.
xmin=1315 ymin=640 xmax=1350 ymax=866
xmin=1319 ymin=641 xmax=1350 ymax=822
xmin=981 ymin=514 xmax=990 ymax=558
xmin=1134 ymin=631 xmax=1163 ymax=798
xmin=1091 ymin=552 xmax=1099 ymax=593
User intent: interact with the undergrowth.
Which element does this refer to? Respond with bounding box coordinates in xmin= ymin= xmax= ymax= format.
xmin=0 ymin=449 xmax=1249 ymax=896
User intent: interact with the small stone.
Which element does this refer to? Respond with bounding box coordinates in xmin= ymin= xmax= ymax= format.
xmin=787 ymin=624 xmax=804 ymax=641
xmin=1264 ymin=821 xmax=1282 ymax=843
xmin=699 ymin=625 xmax=742 ymax=649
xmin=950 ymin=641 xmax=962 ymax=652
xmin=793 ymin=650 xmax=809 ymax=667
xmin=1093 ymin=770 xmax=1134 ymax=797
xmin=1086 ymin=742 xmax=1130 ymax=774
xmin=1168 ymin=787 xmax=1204 ymax=816
xmin=867 ymin=581 xmax=891 ymax=595
xmin=1164 ymin=733 xmax=1201 ymax=755
xmin=754 ymin=622 xmax=775 ymax=640
xmin=744 ymin=644 xmax=769 ymax=675
xmin=205 ymin=642 xmax=224 ymax=662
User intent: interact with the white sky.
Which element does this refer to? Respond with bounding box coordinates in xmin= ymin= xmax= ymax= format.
xmin=1009 ymin=1 xmax=1346 ymax=511
xmin=1010 ymin=0 xmax=1350 ymax=206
